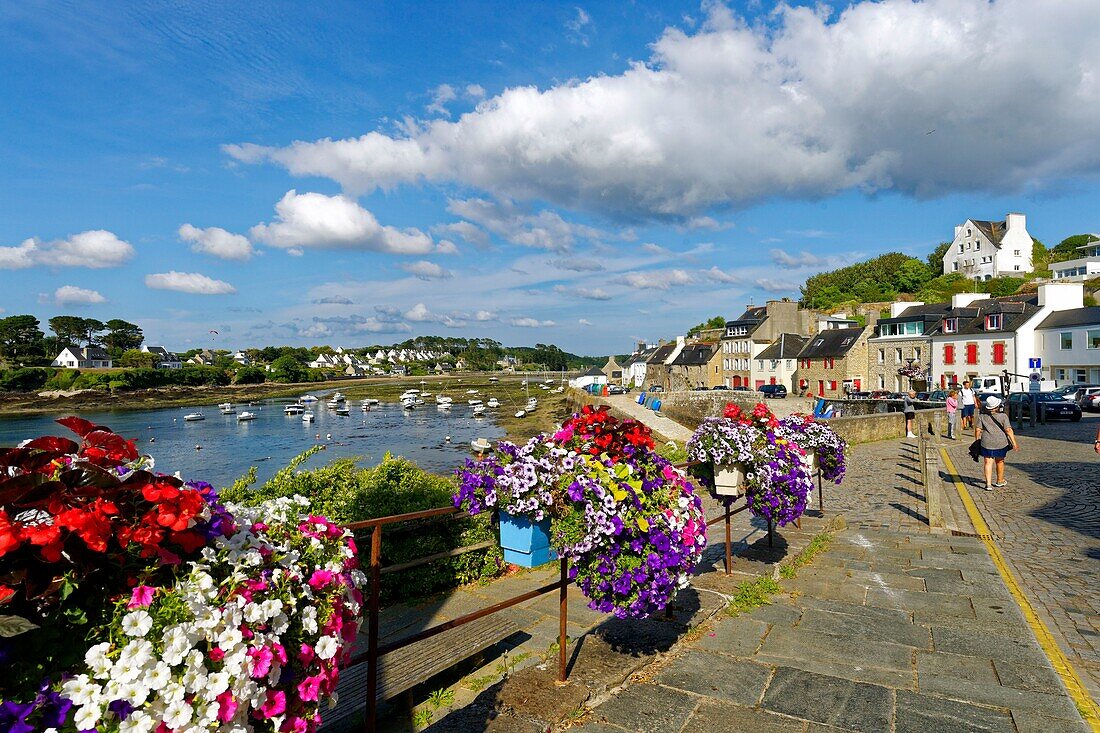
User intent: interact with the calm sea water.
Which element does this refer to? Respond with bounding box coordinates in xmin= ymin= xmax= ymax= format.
xmin=0 ymin=392 xmax=503 ymax=488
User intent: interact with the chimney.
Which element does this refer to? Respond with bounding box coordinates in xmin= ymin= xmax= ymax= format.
xmin=954 ymin=224 xmax=962 ymax=238
xmin=1037 ymin=282 xmax=1083 ymax=311
xmin=951 ymin=293 xmax=986 ymax=308
xmin=676 ymin=335 xmax=686 ymax=346
xmin=1006 ymin=213 xmax=1026 ymax=231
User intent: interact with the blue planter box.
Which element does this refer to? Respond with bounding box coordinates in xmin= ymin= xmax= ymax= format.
xmin=499 ymin=511 xmax=557 ymax=568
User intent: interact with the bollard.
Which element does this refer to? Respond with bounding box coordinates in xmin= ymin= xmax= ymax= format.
xmin=923 ymin=442 xmax=943 ymax=529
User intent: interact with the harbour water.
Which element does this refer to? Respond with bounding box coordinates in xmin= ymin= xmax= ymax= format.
xmin=0 ymin=394 xmax=504 ymax=488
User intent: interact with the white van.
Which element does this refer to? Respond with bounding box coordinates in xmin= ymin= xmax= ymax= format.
xmin=970 ymin=374 xmax=1055 ymax=396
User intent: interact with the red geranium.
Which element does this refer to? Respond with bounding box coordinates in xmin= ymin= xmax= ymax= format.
xmin=555 ymin=405 xmax=655 ymax=459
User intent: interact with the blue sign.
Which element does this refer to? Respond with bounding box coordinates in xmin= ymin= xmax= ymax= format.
xmin=1028 ymin=357 xmax=1042 ymax=369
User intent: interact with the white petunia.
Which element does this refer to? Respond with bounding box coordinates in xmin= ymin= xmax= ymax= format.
xmin=163 ymin=699 xmax=193 ymax=729
xmin=146 ymin=661 xmax=172 ymax=691
xmin=61 ymin=675 xmax=100 ymax=707
xmin=119 ymin=710 xmax=155 ymax=733
xmin=73 ymin=704 xmax=102 ymax=731
xmin=122 ymin=610 xmax=154 ymax=637
xmin=315 ymin=635 xmax=339 ymax=660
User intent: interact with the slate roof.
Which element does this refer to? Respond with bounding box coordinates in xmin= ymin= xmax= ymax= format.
xmin=970 ymin=219 xmax=1008 ymax=245
xmin=81 ymin=347 xmax=111 ymax=361
xmin=797 ymin=327 xmax=866 ymax=359
xmin=756 ymin=334 xmax=808 ymax=360
xmin=1036 ymin=306 xmax=1100 ymax=330
xmin=646 ymin=343 xmax=678 ymax=364
xmin=580 ymin=366 xmax=605 ymax=377
xmin=929 ymin=295 xmax=1041 ymax=336
xmin=671 ymin=343 xmax=717 ymax=366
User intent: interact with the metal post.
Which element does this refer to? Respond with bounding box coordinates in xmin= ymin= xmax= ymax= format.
xmin=724 ymin=500 xmax=732 ymax=575
xmin=558 ymin=558 xmax=568 ymax=683
xmin=818 ymin=470 xmax=824 ymax=514
xmin=767 ymin=517 xmax=774 ymax=548
xmin=365 ymin=525 xmax=382 ymax=732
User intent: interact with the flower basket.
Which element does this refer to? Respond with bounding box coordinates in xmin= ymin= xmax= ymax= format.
xmin=499 ymin=510 xmax=558 ymax=567
xmin=712 ymin=461 xmax=747 ymax=496
xmin=800 ymin=450 xmax=819 ymax=476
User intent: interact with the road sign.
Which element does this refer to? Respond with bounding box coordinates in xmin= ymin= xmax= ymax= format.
xmin=1029 ymin=371 xmax=1042 ymax=392
xmin=1028 ymin=357 xmax=1042 ymax=369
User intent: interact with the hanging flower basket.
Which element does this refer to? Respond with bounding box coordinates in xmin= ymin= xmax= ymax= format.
xmin=498 ymin=510 xmax=557 ymax=567
xmin=800 ymin=450 xmax=819 ymax=476
xmin=454 ymin=406 xmax=706 ymax=619
xmin=712 ymin=461 xmax=748 ymax=496
xmin=0 ymin=417 xmax=363 ymax=733
xmin=777 ymin=414 xmax=849 ymax=484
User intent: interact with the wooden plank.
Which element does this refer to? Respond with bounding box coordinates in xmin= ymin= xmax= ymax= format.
xmin=322 ymin=615 xmax=520 ymax=730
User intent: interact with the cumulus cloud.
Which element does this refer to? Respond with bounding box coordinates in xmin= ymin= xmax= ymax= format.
xmin=54 ymin=285 xmax=106 ymax=306
xmin=465 ymin=84 xmax=486 ymax=99
xmin=179 ymin=224 xmax=255 ymax=261
xmin=770 ymin=249 xmax=827 ymax=269
xmin=0 ymin=230 xmax=134 ymax=269
xmin=616 ymin=269 xmax=694 ymax=290
xmin=403 ymin=302 xmax=466 ymax=327
xmin=434 ymin=220 xmax=490 ymax=249
xmin=426 ymin=83 xmax=457 ymax=116
xmin=549 ymin=256 xmax=604 ymax=272
xmin=227 ymin=1 xmax=1100 ymax=220
xmin=474 ymin=310 xmax=497 ymax=321
xmin=145 ymin=271 xmax=237 ymax=295
xmin=445 ymin=198 xmax=607 ymax=252
xmin=512 ymin=317 xmax=556 ymax=328
xmin=702 ymin=266 xmax=740 ymax=284
xmin=250 ymin=190 xmax=441 ymax=254
xmin=312 ymin=296 xmax=355 ymax=305
xmin=553 ymin=284 xmax=612 ymax=300
xmin=400 ymin=260 xmax=452 ymax=280
xmin=755 ymin=277 xmax=800 ymax=294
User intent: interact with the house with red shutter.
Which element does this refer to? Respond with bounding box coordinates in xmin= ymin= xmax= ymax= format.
xmin=928 ymin=283 xmax=1083 ymax=390
xmin=793 ymin=326 xmax=869 ymax=398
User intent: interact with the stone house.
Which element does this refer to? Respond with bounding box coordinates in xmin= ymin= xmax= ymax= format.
xmin=795 ymin=327 xmax=869 ymax=398
xmin=751 ymin=334 xmax=808 ymax=392
xmin=720 ymin=300 xmax=810 ymax=388
xmin=942 ymin=213 xmax=1033 ymax=281
xmin=621 ymin=344 xmax=658 ymax=387
xmin=667 ymin=343 xmax=721 ymax=390
xmin=867 ymin=302 xmax=950 ymax=392
xmin=601 ymin=356 xmax=623 ymax=383
xmin=643 ymin=341 xmax=682 ymax=391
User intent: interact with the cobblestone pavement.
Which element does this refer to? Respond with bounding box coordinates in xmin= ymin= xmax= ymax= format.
xmin=940 ymin=413 xmax=1100 ymax=702
xmin=579 ymin=528 xmax=1090 ymax=733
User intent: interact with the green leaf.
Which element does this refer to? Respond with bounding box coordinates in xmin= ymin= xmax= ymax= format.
xmin=0 ymin=615 xmax=40 ymax=637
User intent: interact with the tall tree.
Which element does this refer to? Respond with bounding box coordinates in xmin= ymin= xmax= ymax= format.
xmin=48 ymin=316 xmax=88 ymax=346
xmin=80 ymin=318 xmax=106 ymax=346
xmin=0 ymin=315 xmax=45 ymax=364
xmin=926 ymin=241 xmax=951 ymax=273
xmin=103 ymin=319 xmax=144 ymax=357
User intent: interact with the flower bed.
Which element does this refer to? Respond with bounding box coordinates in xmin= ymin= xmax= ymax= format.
xmin=0 ymin=417 xmax=363 ymax=733
xmin=687 ymin=403 xmax=846 ymax=527
xmin=454 ymin=406 xmax=706 ymax=619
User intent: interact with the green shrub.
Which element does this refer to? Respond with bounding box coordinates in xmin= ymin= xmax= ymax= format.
xmin=0 ymin=368 xmax=51 ymax=392
xmin=44 ymin=369 xmax=80 ymax=390
xmin=234 ymin=366 xmax=267 ymax=385
xmin=221 ymin=450 xmax=504 ymax=602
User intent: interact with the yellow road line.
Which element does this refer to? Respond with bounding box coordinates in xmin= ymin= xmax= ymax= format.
xmin=940 ymin=448 xmax=1100 ymax=731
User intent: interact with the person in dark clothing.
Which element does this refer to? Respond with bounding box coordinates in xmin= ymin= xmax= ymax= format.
xmin=904 ymin=391 xmax=917 ymax=438
xmin=974 ymin=395 xmax=1018 ymax=491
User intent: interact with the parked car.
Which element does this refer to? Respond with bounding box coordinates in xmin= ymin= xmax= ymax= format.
xmin=1051 ymin=384 xmax=1089 ymax=401
xmin=692 ymin=386 xmax=709 ymax=391
xmin=607 ymin=384 xmax=625 ymax=395
xmin=647 ymin=385 xmax=664 ymax=392
xmin=869 ymin=390 xmax=891 ymax=400
xmin=1007 ymin=392 xmax=1083 ymax=421
xmin=915 ymin=392 xmax=931 ymax=401
xmin=1073 ymin=386 xmax=1100 ymax=408
xmin=711 ymin=385 xmax=729 ymax=391
xmin=759 ymin=384 xmax=788 ymax=399
xmin=927 ymin=390 xmax=948 ymax=402
xmin=1082 ymin=393 xmax=1100 ymax=412
xmin=848 ymin=391 xmax=871 ymax=400
xmin=730 ymin=386 xmax=751 ymax=392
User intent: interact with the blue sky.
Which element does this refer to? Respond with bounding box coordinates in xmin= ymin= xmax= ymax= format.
xmin=1 ymin=0 xmax=1098 ymax=355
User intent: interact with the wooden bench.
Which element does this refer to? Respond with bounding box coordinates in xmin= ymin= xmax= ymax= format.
xmin=321 ymin=614 xmax=521 ymax=731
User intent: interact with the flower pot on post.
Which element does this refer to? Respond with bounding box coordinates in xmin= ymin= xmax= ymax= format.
xmin=800 ymin=450 xmax=818 ymax=476
xmin=499 ymin=510 xmax=558 ymax=567
xmin=712 ymin=462 xmax=747 ymax=497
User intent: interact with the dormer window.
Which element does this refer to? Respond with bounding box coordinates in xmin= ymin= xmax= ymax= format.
xmin=943 ymin=317 xmax=959 ymax=334
xmin=986 ymin=314 xmax=1003 ymax=331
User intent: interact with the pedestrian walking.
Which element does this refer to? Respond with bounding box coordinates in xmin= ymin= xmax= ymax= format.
xmin=904 ymin=390 xmax=917 ymax=438
xmin=945 ymin=389 xmax=958 ymax=440
xmin=974 ymin=395 xmax=1018 ymax=491
xmin=960 ymin=384 xmax=976 ymax=430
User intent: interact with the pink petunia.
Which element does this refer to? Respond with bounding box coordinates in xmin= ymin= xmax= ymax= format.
xmin=248 ymin=646 xmax=274 ymax=678
xmin=216 ymin=691 xmax=238 ymax=723
xmin=127 ymin=585 xmax=157 ymax=609
xmin=296 ymin=675 xmax=322 ymax=702
xmin=298 ymin=643 xmax=316 ymax=666
xmin=259 ymin=690 xmax=286 ymax=719
xmin=308 ymin=569 xmax=334 ymax=589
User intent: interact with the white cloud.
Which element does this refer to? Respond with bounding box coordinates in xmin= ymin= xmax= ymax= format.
xmin=566 ymin=7 xmax=593 ymax=46
xmin=640 ymin=243 xmax=670 ymax=256
xmin=755 ymin=277 xmax=800 ymax=294
xmin=145 ymin=271 xmax=237 ymax=295
xmin=0 ymin=230 xmax=134 ymax=270
xmin=702 ymin=266 xmax=740 ymax=284
xmin=549 ymin=256 xmax=604 ymax=272
xmin=578 ymin=318 xmax=592 ymax=326
xmin=683 ymin=216 xmax=730 ymax=231
xmin=554 ymin=284 xmax=612 ymax=301
xmin=434 ymin=220 xmax=490 ymax=249
xmin=179 ymin=224 xmax=255 ymax=261
xmin=435 ymin=239 xmax=459 ymax=255
xmin=250 ymin=190 xmax=439 ymax=254
xmin=617 ymin=269 xmax=694 ymax=290
xmin=227 ymin=1 xmax=1100 ymax=220
xmin=54 ymin=285 xmax=106 ymax=306
xmin=475 ymin=310 xmax=497 ymax=321
xmin=770 ymin=249 xmax=827 ymax=269
xmin=512 ymin=317 xmax=556 ymax=328
xmin=466 ymin=84 xmax=486 ymax=99
xmin=445 ymin=198 xmax=608 ymax=252
xmin=400 ymin=260 xmax=452 ymax=280
xmin=426 ymin=84 xmax=457 ymax=116
xmin=403 ymin=302 xmax=466 ymax=328
xmin=312 ymin=296 xmax=355 ymax=305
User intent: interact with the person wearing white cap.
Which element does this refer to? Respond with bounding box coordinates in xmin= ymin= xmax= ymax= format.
xmin=974 ymin=395 xmax=1018 ymax=491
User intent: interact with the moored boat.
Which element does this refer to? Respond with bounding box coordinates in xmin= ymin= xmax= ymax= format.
xmin=237 ymin=411 xmax=258 ymax=421
xmin=183 ymin=413 xmax=205 ymax=422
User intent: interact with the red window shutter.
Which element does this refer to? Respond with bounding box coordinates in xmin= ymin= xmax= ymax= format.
xmin=993 ymin=343 xmax=1005 ymax=364
xmin=944 ymin=345 xmax=954 ymax=364
xmin=966 ymin=343 xmax=978 ymax=365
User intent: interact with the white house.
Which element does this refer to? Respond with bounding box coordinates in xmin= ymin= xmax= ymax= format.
xmin=51 ymin=346 xmax=113 ymax=369
xmin=569 ymin=366 xmax=608 ymax=390
xmin=1034 ymin=306 xmax=1100 ymax=385
xmin=928 ymin=283 xmax=1083 ymax=390
xmin=942 ymin=213 xmax=1034 ymax=281
xmin=1051 ymin=237 xmax=1100 ymax=283
xmin=751 ymin=333 xmax=808 ymax=391
xmin=308 ymin=353 xmax=336 ymax=369
xmin=231 ymin=350 xmax=251 ymax=366
xmin=621 ymin=344 xmax=658 ymax=387
xmin=141 ymin=345 xmax=182 ymax=369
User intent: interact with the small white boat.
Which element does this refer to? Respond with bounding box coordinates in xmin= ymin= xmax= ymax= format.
xmin=284 ymin=404 xmax=304 ymax=414
xmin=436 ymin=395 xmax=453 ymax=404
xmin=420 ymin=392 xmax=432 ymax=398
xmin=335 ymin=407 xmax=350 ymax=416
xmin=521 ymin=379 xmax=528 ymax=386
xmin=553 ymin=386 xmax=564 ymax=393
xmin=326 ymin=400 xmax=341 ymax=409
xmin=544 ymin=379 xmax=554 ymax=384
xmin=218 ymin=402 xmax=235 ymax=414
xmin=302 ymin=412 xmax=315 ymax=423
xmin=364 ymin=398 xmax=379 ymax=405
xmin=184 ymin=413 xmax=205 ymax=422
xmin=466 ymin=389 xmax=479 ymax=394
xmin=332 ymin=392 xmax=345 ymax=402
xmin=400 ymin=389 xmax=420 ymax=400
xmin=489 ymin=376 xmax=499 ymax=382
xmin=437 ymin=402 xmax=452 ymax=410
xmin=468 ymin=399 xmax=482 ymax=406
xmin=402 ymin=398 xmax=416 ymax=410
xmin=471 ymin=437 xmax=492 ymax=453
xmin=237 ymin=411 xmax=257 ymax=421
xmin=487 ymin=398 xmax=500 ymax=408
xmin=515 ymin=410 xmax=526 ymax=418
xmin=473 ymin=404 xmax=486 ymax=416
xmin=301 ymin=394 xmax=319 ymax=403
